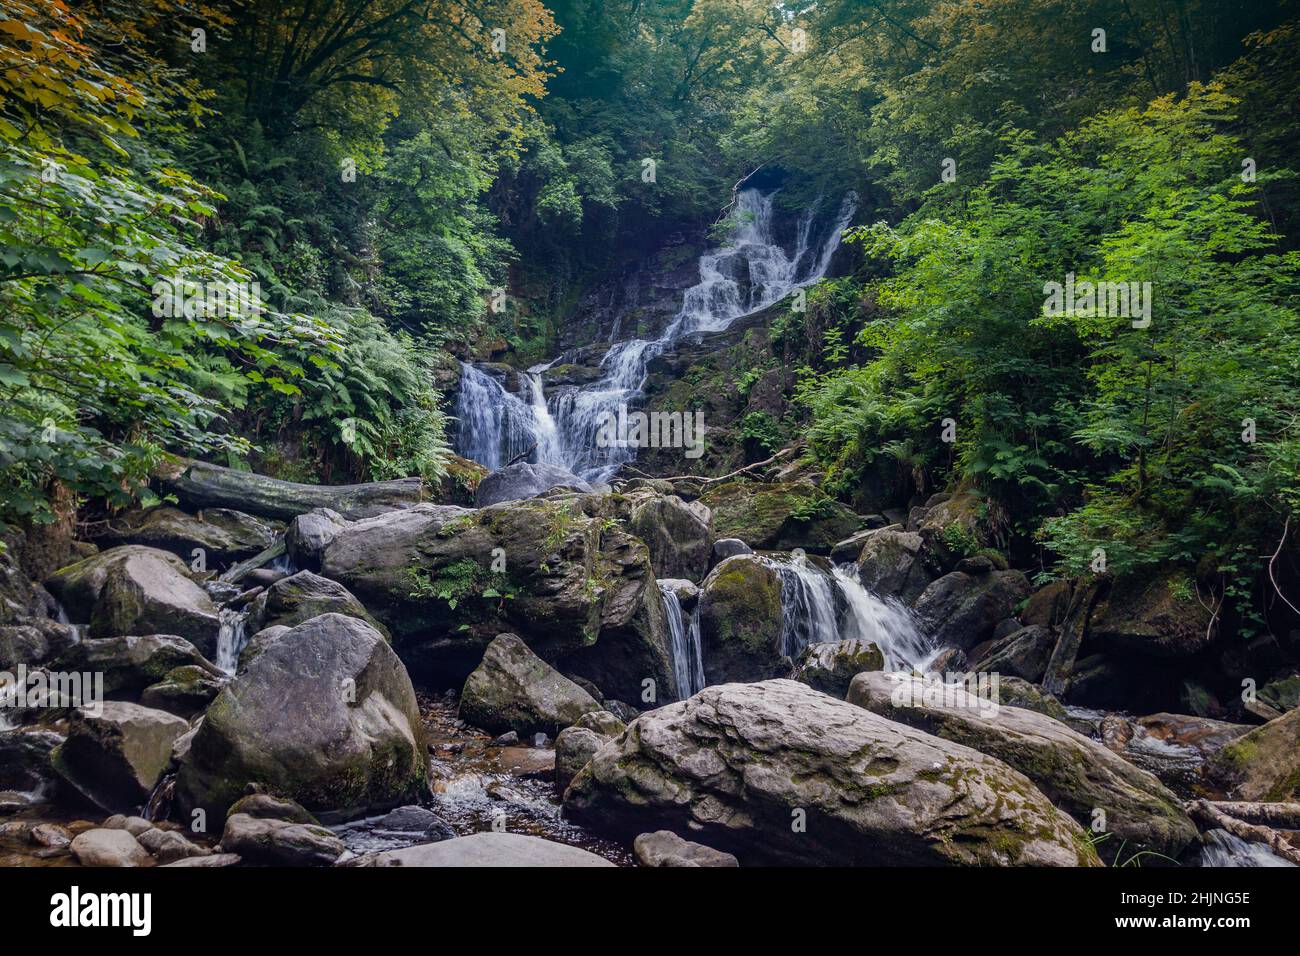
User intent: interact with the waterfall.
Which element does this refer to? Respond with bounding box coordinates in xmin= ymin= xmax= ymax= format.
xmin=215 ymin=606 xmax=249 ymax=674
xmin=455 ymin=188 xmax=858 ymax=481
xmin=1199 ymin=830 xmax=1296 ymax=867
xmin=658 ymin=582 xmax=705 ymax=700
xmin=766 ymin=554 xmax=933 ymax=671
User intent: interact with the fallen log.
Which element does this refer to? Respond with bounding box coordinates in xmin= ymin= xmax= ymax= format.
xmin=157 ymin=457 xmax=425 ymax=521
xmin=1203 ymin=801 xmax=1300 ymax=829
xmin=1187 ymin=799 xmax=1300 ymax=865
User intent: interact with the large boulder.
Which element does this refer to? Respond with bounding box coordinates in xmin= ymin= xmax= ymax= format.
xmin=554 ymin=710 xmax=626 ymax=792
xmin=696 ymin=554 xmax=787 ymax=684
xmin=355 ymin=832 xmax=615 ymax=867
xmin=245 ymin=570 xmax=389 ymax=639
xmin=140 ymin=665 xmax=225 ymax=717
xmin=1206 ymin=706 xmax=1300 ymax=801
xmin=633 ymin=830 xmax=738 ymax=867
xmin=625 ymin=494 xmax=712 ymax=581
xmin=1087 ymin=572 xmax=1217 ymax=658
xmin=284 ymin=508 xmax=349 ymax=571
xmin=175 ymin=614 xmax=427 ymax=825
xmin=69 ymin=828 xmax=153 ymax=867
xmin=220 ymin=813 xmax=345 ymax=866
xmin=97 ymin=507 xmax=279 ymax=567
xmin=914 ymin=492 xmax=985 ymax=570
xmin=847 ymin=672 xmax=1197 ymax=861
xmin=45 ymin=546 xmax=220 ymax=657
xmin=319 ymin=499 xmax=673 ymax=699
xmin=699 ymin=480 xmax=862 ymax=553
xmin=460 ymin=634 xmax=602 ymax=738
xmin=476 ymin=462 xmax=593 ymax=507
xmin=795 ymin=639 xmax=884 ymax=698
xmin=51 ymin=633 xmax=220 ymax=695
xmin=913 ymin=569 xmax=1031 ymax=651
xmin=50 ymin=702 xmax=189 ymax=813
xmin=856 ymin=528 xmax=933 ymax=604
xmin=969 ymin=625 xmax=1055 ymax=683
xmin=564 ymin=679 xmax=1098 ymax=866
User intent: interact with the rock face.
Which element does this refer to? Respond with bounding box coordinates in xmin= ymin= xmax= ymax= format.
xmin=699 ymin=480 xmax=862 ymax=553
xmin=52 ymin=633 xmax=220 ymax=695
xmin=476 ymin=462 xmax=593 ymax=507
xmin=696 ymin=554 xmax=787 ymax=684
xmin=969 ymin=625 xmax=1055 ymax=683
xmin=856 ymin=528 xmax=933 ymax=604
xmin=913 ymin=569 xmax=1031 ymax=651
xmin=1087 ymin=572 xmax=1217 ymax=658
xmin=319 ymin=498 xmax=673 ymax=700
xmin=245 ymin=570 xmax=389 ymax=639
xmin=1206 ymin=706 xmax=1300 ymax=802
xmin=357 ymin=832 xmax=616 ymax=867
xmin=626 ymin=494 xmax=712 ymax=581
xmin=633 ymin=830 xmax=738 ymax=867
xmin=175 ymin=613 xmax=427 ymax=824
xmin=564 ymin=679 xmax=1098 ymax=866
xmin=795 ymin=639 xmax=884 ymax=698
xmin=98 ymin=506 xmax=279 ymax=566
xmin=460 ymin=634 xmax=602 ymax=738
xmin=846 ymin=672 xmax=1196 ymax=860
xmin=45 ymin=546 xmax=220 ymax=657
xmin=51 ymin=702 xmax=189 ymax=813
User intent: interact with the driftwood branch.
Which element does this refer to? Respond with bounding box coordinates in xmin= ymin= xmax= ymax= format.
xmin=1187 ymin=799 xmax=1300 ymax=865
xmin=1267 ymin=515 xmax=1300 ymax=617
xmin=633 ymin=446 xmax=797 ymax=486
xmin=505 ymin=442 xmax=537 ymax=468
xmin=1202 ymin=801 xmax=1300 ymax=829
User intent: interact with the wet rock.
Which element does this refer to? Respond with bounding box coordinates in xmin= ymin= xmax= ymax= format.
xmin=602 ymin=700 xmax=639 ymax=723
xmin=0 ymin=728 xmax=63 ymax=798
xmin=1206 ymin=706 xmax=1300 ymax=802
xmin=969 ymin=625 xmax=1055 ymax=683
xmin=31 ymin=822 xmax=72 ymax=848
xmin=0 ymin=619 xmax=78 ymax=669
xmin=137 ymin=827 xmax=210 ymax=864
xmin=140 ymin=664 xmax=224 ymax=717
xmin=711 ymin=538 xmax=752 ymax=562
xmin=50 ymin=702 xmax=189 ymax=813
xmin=626 ymin=494 xmax=712 ymax=580
xmin=355 ymin=832 xmax=616 ymax=867
xmin=220 ymin=813 xmax=345 ymax=866
xmin=245 ymin=570 xmax=389 ymax=639
xmin=52 ymin=633 xmax=220 ymax=695
xmin=227 ymin=793 xmax=319 ymax=824
xmin=460 ymin=634 xmax=602 ymax=738
xmin=855 ymin=528 xmax=933 ymax=604
xmin=913 ymin=570 xmax=1032 ymax=651
xmin=847 ymin=672 xmax=1196 ymax=861
xmin=97 ymin=506 xmax=279 ymax=566
xmin=565 ymin=679 xmax=1098 ymax=866
xmin=1104 ymin=712 xmax=1250 ymax=792
xmin=69 ymin=828 xmax=152 ymax=867
xmin=795 ymin=639 xmax=884 ymax=698
xmin=175 ymin=614 xmax=427 ymax=825
xmin=103 ymin=814 xmax=153 ymax=836
xmin=476 ymin=462 xmax=593 ymax=507
xmin=45 ymin=546 xmax=220 ymax=657
xmin=696 ymin=554 xmax=787 ymax=684
xmin=633 ymin=830 xmax=738 ymax=867
xmin=994 ymin=677 xmax=1068 ymax=722
xmin=284 ymin=508 xmax=349 ymax=571
xmin=699 ymin=480 xmax=862 ymax=553
xmin=372 ymin=805 xmax=455 ymax=842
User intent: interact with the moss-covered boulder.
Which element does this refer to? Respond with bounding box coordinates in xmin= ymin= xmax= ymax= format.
xmin=913 ymin=569 xmax=1032 ymax=651
xmin=696 ymin=554 xmax=786 ymax=684
xmin=699 ymin=479 xmax=862 ymax=553
xmin=856 ymin=527 xmax=933 ymax=604
xmin=459 ymin=633 xmax=602 ymax=738
xmin=847 ymin=672 xmax=1197 ymax=862
xmin=51 ymin=633 xmax=220 ymax=696
xmin=175 ymin=613 xmax=427 ymax=826
xmin=564 ymin=679 xmax=1099 ymax=866
xmin=140 ymin=664 xmax=224 ymax=717
xmin=1206 ymin=706 xmax=1300 ymax=801
xmin=625 ymin=493 xmax=712 ymax=581
xmin=45 ymin=546 xmax=220 ymax=657
xmin=795 ymin=639 xmax=884 ymax=698
xmin=1087 ymin=571 xmax=1217 ymax=658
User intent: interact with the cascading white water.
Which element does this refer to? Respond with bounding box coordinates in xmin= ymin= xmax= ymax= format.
xmin=658 ymin=582 xmax=705 ymax=700
xmin=215 ymin=607 xmax=249 ymax=674
xmin=455 ymin=188 xmax=858 ymax=482
xmin=832 ymin=565 xmax=936 ymax=672
xmin=1199 ymin=830 xmax=1296 ymax=867
xmin=765 ymin=554 xmax=933 ymax=672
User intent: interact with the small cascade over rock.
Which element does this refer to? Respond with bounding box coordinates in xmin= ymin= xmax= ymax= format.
xmin=455 ymin=188 xmax=858 ymax=481
xmin=215 ymin=606 xmax=249 ymax=674
xmin=1199 ymin=830 xmax=1296 ymax=867
xmin=767 ymin=554 xmax=933 ymax=672
xmin=658 ymin=582 xmax=705 ymax=700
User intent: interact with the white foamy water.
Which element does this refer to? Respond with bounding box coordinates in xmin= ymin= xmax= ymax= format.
xmin=1199 ymin=829 xmax=1296 ymax=867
